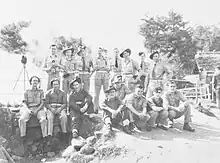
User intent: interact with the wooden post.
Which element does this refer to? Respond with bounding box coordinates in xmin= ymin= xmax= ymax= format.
xmin=196 ymin=82 xmax=199 ymax=104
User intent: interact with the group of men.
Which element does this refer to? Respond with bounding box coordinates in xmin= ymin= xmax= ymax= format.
xmin=18 ymin=44 xmax=196 ymax=152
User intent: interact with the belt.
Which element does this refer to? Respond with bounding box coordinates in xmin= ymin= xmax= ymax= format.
xmin=50 ymin=103 xmax=62 ymax=108
xmin=123 ymin=73 xmax=133 ymax=76
xmin=96 ymin=70 xmax=108 ymax=72
xmin=28 ymin=104 xmax=40 ymax=108
xmin=79 ymin=71 xmax=90 ymax=74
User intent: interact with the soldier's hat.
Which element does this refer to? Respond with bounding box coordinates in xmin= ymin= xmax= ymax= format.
xmin=138 ymin=52 xmax=145 ymax=56
xmin=153 ymin=86 xmax=162 ymax=93
xmin=63 ymin=46 xmax=75 ymax=55
xmin=69 ymin=77 xmax=82 ymax=89
xmin=50 ymin=78 xmax=60 ymax=87
xmin=120 ymin=48 xmax=131 ymax=58
xmin=149 ymin=51 xmax=159 ymax=60
xmin=105 ymin=86 xmax=117 ymax=94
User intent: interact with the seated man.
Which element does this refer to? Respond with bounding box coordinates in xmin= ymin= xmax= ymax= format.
xmin=19 ymin=76 xmax=47 ymax=142
xmin=69 ymin=77 xmax=94 ymax=138
xmin=45 ymin=78 xmax=68 ymax=143
xmin=100 ymin=86 xmax=132 ymax=135
xmin=124 ymin=85 xmax=157 ymax=131
xmin=148 ymin=86 xmax=169 ymax=130
xmin=112 ymin=75 xmax=131 ymax=101
xmin=163 ymin=81 xmax=195 ymax=132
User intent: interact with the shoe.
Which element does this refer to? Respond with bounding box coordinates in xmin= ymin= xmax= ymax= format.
xmin=183 ymin=123 xmax=195 ymax=132
xmin=157 ymin=125 xmax=168 ymax=131
xmin=169 ymin=119 xmax=174 ymax=128
xmin=146 ymin=125 xmax=152 ymax=131
xmin=123 ymin=125 xmax=132 ymax=135
xmin=129 ymin=122 xmax=136 ymax=130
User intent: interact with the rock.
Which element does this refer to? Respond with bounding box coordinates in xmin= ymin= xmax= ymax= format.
xmin=80 ymin=144 xmax=95 ymax=155
xmin=71 ymin=136 xmax=86 ymax=151
xmin=47 ymin=152 xmax=56 ymax=158
xmin=86 ymin=136 xmax=96 ymax=145
xmin=11 ymin=144 xmax=25 ymax=157
xmin=31 ymin=144 xmax=38 ymax=152
xmin=62 ymin=145 xmax=76 ymax=158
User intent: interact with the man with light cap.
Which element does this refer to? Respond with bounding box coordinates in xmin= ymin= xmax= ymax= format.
xmin=93 ymin=47 xmax=111 ymax=113
xmin=146 ymin=51 xmax=172 ymax=98
xmin=120 ymin=48 xmax=140 ymax=92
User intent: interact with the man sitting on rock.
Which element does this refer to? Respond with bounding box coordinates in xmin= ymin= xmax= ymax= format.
xmin=163 ymin=81 xmax=195 ymax=132
xmin=100 ymin=86 xmax=132 ymax=136
xmin=69 ymin=77 xmax=94 ymax=138
xmin=19 ymin=76 xmax=47 ymax=143
xmin=124 ymin=84 xmax=156 ymax=131
xmin=148 ymin=86 xmax=169 ymax=130
xmin=45 ymin=78 xmax=68 ymax=144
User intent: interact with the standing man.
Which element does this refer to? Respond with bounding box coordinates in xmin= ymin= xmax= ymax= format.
xmin=138 ymin=52 xmax=151 ymax=96
xmin=148 ymin=87 xmax=169 ymax=130
xmin=124 ymin=85 xmax=157 ymax=131
xmin=69 ymin=77 xmax=94 ymax=137
xmin=45 ymin=78 xmax=68 ymax=143
xmin=212 ymin=65 xmax=220 ymax=110
xmin=163 ymin=81 xmax=195 ymax=132
xmin=93 ymin=47 xmax=111 ymax=113
xmin=75 ymin=45 xmax=93 ymax=92
xmin=110 ymin=48 xmax=122 ymax=83
xmin=19 ymin=76 xmax=47 ymax=142
xmin=61 ymin=46 xmax=76 ymax=95
xmin=42 ymin=44 xmax=62 ymax=90
xmin=120 ymin=48 xmax=140 ymax=92
xmin=147 ymin=51 xmax=172 ymax=98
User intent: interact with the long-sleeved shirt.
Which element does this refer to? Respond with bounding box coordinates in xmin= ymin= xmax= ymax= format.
xmin=69 ymin=89 xmax=92 ymax=113
xmin=45 ymin=89 xmax=67 ymax=108
xmin=110 ymin=55 xmax=122 ymax=73
xmin=74 ymin=54 xmax=93 ymax=72
xmin=163 ymin=90 xmax=187 ymax=110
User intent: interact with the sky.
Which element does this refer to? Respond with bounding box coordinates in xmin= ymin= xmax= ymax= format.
xmin=0 ymin=0 xmax=220 ymax=55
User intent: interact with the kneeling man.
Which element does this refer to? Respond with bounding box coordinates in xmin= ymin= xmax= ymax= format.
xmin=69 ymin=77 xmax=94 ymax=138
xmin=124 ymin=85 xmax=156 ymax=131
xmin=148 ymin=86 xmax=169 ymax=130
xmin=45 ymin=78 xmax=68 ymax=141
xmin=163 ymin=81 xmax=195 ymax=132
xmin=100 ymin=86 xmax=132 ymax=135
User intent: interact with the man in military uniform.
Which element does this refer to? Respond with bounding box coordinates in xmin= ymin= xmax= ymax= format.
xmin=138 ymin=52 xmax=150 ymax=96
xmin=147 ymin=51 xmax=172 ymax=98
xmin=45 ymin=78 xmax=68 ymax=142
xmin=100 ymin=86 xmax=132 ymax=135
xmin=69 ymin=78 xmax=94 ymax=137
xmin=19 ymin=76 xmax=47 ymax=140
xmin=148 ymin=86 xmax=169 ymax=130
xmin=124 ymin=85 xmax=157 ymax=131
xmin=163 ymin=81 xmax=195 ymax=132
xmin=112 ymin=75 xmax=131 ymax=101
xmin=93 ymin=47 xmax=111 ymax=113
xmin=110 ymin=48 xmax=122 ymax=83
xmin=61 ymin=46 xmax=76 ymax=94
xmin=212 ymin=65 xmax=220 ymax=110
xmin=75 ymin=45 xmax=93 ymax=92
xmin=120 ymin=48 xmax=140 ymax=92
xmin=42 ymin=44 xmax=62 ymax=90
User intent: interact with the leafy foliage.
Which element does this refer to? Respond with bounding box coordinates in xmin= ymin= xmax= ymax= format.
xmin=140 ymin=11 xmax=199 ymax=77
xmin=0 ymin=21 xmax=31 ymax=54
